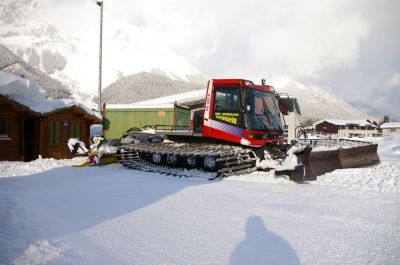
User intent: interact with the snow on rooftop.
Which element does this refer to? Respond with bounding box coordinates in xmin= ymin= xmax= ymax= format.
xmin=106 ymin=103 xmax=176 ymax=110
xmin=137 ymin=89 xmax=206 ymax=105
xmin=381 ymin=122 xmax=400 ymax=129
xmin=0 ymin=71 xmax=101 ymax=119
xmin=313 ymin=119 xmax=374 ymax=127
xmin=106 ymin=89 xmax=206 ymax=110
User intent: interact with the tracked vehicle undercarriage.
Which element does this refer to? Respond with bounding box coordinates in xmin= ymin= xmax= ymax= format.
xmin=116 ymin=141 xmax=257 ymax=180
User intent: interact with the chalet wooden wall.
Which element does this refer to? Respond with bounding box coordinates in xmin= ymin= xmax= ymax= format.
xmin=39 ymin=107 xmax=96 ymax=160
xmin=0 ymin=110 xmax=22 ymax=161
xmin=0 ymin=96 xmax=101 ymax=161
xmin=0 ymin=96 xmax=38 ymax=161
xmin=315 ymin=122 xmax=339 ymax=134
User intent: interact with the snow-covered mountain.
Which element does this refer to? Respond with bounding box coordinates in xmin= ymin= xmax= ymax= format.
xmin=277 ymin=81 xmax=370 ymax=122
xmin=0 ymin=44 xmax=71 ymax=99
xmin=0 ymin=0 xmax=205 ymax=100
xmin=102 ymin=72 xmax=203 ymax=104
xmin=350 ymin=100 xmax=393 ymax=121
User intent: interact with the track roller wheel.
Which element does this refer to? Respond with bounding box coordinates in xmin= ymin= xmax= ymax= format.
xmin=166 ymin=153 xmax=180 ymax=166
xmin=152 ymin=153 xmax=163 ymax=164
xmin=203 ymin=156 xmax=217 ymax=171
xmin=185 ymin=155 xmax=197 ymax=169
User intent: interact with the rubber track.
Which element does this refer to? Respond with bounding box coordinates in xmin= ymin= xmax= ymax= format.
xmin=116 ymin=142 xmax=257 ymax=180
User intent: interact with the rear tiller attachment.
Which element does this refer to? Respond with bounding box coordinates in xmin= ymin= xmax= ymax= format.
xmin=276 ymin=139 xmax=380 ymax=182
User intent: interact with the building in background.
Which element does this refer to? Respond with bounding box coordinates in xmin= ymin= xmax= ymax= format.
xmin=104 ymin=103 xmax=191 ymax=139
xmin=381 ymin=122 xmax=400 ymax=136
xmin=313 ymin=119 xmax=380 ymax=139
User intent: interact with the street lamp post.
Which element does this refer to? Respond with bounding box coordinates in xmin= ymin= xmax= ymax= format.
xmin=95 ymin=0 xmax=103 ymax=114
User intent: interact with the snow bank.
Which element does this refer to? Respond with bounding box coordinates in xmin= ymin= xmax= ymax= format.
xmin=229 ymin=161 xmax=400 ymax=193
xmin=312 ymin=161 xmax=400 ymax=192
xmin=0 ymin=157 xmax=85 ymax=178
xmin=376 ymin=135 xmax=400 ymax=161
xmin=228 ymin=171 xmax=295 ymax=185
xmin=276 ymin=145 xmax=306 ymax=171
xmin=13 ymin=240 xmax=60 ymax=265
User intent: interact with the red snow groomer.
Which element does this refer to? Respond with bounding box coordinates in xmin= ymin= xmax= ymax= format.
xmin=116 ymin=79 xmax=380 ymax=181
xmin=201 ymin=79 xmax=285 ymax=148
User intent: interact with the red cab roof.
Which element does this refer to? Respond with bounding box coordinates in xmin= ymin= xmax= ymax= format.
xmin=211 ymin=79 xmax=275 ymax=93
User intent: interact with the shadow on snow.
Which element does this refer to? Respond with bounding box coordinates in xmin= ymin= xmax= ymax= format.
xmin=230 ymin=216 xmax=301 ymax=265
xmin=0 ymin=164 xmax=210 ymax=264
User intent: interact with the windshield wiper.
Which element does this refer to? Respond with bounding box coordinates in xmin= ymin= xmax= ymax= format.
xmin=262 ymin=99 xmax=272 ymax=125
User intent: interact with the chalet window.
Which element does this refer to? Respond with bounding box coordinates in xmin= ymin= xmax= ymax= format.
xmin=0 ymin=117 xmax=8 ymax=137
xmin=48 ymin=120 xmax=61 ymax=144
xmin=390 ymin=128 xmax=396 ymax=132
xmin=63 ymin=120 xmax=69 ymax=134
xmin=70 ymin=122 xmax=81 ymax=138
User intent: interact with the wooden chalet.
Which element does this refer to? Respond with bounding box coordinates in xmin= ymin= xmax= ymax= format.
xmin=313 ymin=119 xmax=378 ymax=138
xmin=0 ymin=94 xmax=101 ymax=161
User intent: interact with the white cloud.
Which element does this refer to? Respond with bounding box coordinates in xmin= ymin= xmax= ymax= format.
xmin=35 ymin=0 xmax=370 ymax=81
xmin=385 ymin=72 xmax=400 ymax=87
xmin=98 ymin=0 xmax=369 ymax=81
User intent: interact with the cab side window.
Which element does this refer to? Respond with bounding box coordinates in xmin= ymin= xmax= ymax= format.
xmin=213 ymin=88 xmax=243 ymax=127
xmin=214 ymin=88 xmax=239 ymax=112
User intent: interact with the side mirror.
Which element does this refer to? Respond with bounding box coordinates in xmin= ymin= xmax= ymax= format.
xmin=241 ymin=105 xmax=251 ymax=113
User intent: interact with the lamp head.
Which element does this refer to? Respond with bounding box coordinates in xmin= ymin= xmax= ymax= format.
xmin=92 ymin=0 xmax=103 ymax=6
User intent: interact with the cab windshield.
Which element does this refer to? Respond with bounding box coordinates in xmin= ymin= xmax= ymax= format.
xmin=244 ymin=89 xmax=283 ymax=132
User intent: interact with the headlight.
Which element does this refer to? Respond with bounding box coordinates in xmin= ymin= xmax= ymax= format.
xmin=246 ymin=133 xmax=255 ymax=139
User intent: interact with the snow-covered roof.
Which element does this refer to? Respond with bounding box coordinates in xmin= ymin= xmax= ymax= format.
xmin=106 ymin=103 xmax=175 ymax=110
xmin=381 ymin=122 xmax=400 ymax=129
xmin=137 ymin=89 xmax=206 ymax=105
xmin=106 ymin=89 xmax=206 ymax=110
xmin=0 ymin=71 xmax=102 ymax=120
xmin=313 ymin=119 xmax=374 ymax=127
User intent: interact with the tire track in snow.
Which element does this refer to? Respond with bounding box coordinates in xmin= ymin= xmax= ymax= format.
xmin=52 ymin=232 xmax=126 ymax=264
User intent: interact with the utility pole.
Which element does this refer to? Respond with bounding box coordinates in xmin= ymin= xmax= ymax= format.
xmin=95 ymin=0 xmax=103 ymax=114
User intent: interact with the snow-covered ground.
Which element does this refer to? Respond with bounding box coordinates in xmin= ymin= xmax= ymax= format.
xmin=0 ymin=137 xmax=399 ymax=265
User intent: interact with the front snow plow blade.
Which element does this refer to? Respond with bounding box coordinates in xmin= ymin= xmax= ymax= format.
xmin=277 ymin=139 xmax=380 ymax=182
